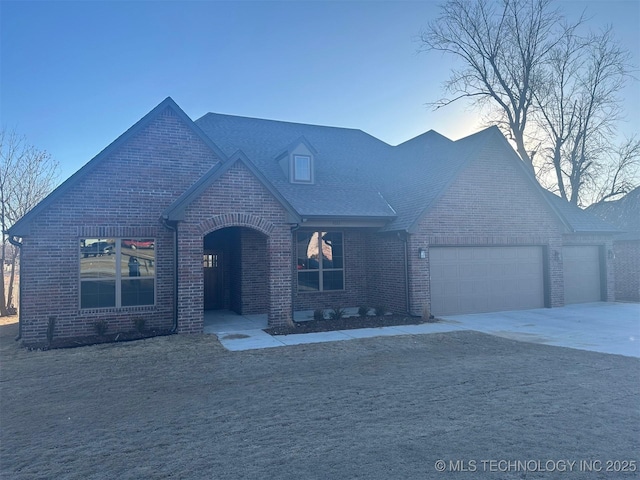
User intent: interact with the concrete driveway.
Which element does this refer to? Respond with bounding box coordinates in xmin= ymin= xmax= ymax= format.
xmin=211 ymin=302 xmax=639 ymax=357
xmin=440 ymin=302 xmax=640 ymax=358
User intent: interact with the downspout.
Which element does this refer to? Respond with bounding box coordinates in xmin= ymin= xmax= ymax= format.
xmin=290 ymin=223 xmax=300 ymax=323
xmin=161 ymin=217 xmax=179 ymax=333
xmin=8 ymin=235 xmax=23 ymax=340
xmin=400 ymin=232 xmax=411 ymax=316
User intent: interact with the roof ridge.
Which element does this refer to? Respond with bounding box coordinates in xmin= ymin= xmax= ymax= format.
xmin=197 ymin=111 xmax=368 ymax=134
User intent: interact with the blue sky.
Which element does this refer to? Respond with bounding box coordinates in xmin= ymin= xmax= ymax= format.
xmin=1 ymin=0 xmax=638 ymax=182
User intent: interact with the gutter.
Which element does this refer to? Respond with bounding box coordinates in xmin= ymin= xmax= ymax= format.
xmin=7 ymin=235 xmax=23 ymax=341
xmin=161 ymin=217 xmax=179 ymax=333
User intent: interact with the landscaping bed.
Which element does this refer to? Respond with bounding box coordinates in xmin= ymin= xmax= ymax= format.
xmin=25 ymin=329 xmax=173 ymax=350
xmin=265 ymin=314 xmax=436 ymax=335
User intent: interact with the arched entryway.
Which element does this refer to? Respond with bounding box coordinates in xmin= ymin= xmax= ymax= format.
xmin=203 ymin=227 xmax=268 ymax=315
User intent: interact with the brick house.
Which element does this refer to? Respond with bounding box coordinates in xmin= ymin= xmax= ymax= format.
xmin=8 ymin=98 xmax=617 ymax=346
xmin=588 ymin=187 xmax=640 ymax=302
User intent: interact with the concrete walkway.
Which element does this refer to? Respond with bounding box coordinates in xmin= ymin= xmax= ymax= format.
xmin=204 ymin=303 xmax=640 ymax=357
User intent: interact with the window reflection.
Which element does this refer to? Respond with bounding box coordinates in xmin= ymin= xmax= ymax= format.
xmin=80 ymin=239 xmax=116 ymax=279
xmin=80 ymin=238 xmax=155 ymax=308
xmin=296 ymin=231 xmax=344 ymax=292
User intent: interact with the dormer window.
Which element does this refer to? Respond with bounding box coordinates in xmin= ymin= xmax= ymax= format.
xmin=292 ymin=154 xmax=313 ymax=183
xmin=277 ymin=137 xmax=316 ymax=184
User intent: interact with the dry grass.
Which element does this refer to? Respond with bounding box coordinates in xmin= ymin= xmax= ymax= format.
xmin=1 ymin=321 xmax=638 ymax=479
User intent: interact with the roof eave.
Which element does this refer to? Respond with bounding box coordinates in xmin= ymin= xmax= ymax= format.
xmin=297 ymin=214 xmax=396 ymax=229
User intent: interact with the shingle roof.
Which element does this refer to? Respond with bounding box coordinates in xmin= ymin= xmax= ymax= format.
xmin=587 ymin=187 xmax=640 ymax=240
xmin=542 ymin=190 xmax=619 ymax=233
xmin=12 ymin=97 xmax=617 ymax=238
xmin=196 ymin=112 xmax=623 ymax=235
xmin=195 ymin=114 xmax=510 ymax=230
xmin=195 ymin=113 xmax=398 ymax=219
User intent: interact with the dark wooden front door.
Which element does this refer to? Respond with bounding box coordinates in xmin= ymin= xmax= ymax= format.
xmin=204 ymin=250 xmax=224 ymax=310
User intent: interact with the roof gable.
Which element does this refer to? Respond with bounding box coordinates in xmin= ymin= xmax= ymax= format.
xmin=162 ymin=151 xmax=300 ymax=222
xmin=9 ymin=97 xmax=226 ymax=237
xmin=381 ymin=126 xmax=505 ymax=232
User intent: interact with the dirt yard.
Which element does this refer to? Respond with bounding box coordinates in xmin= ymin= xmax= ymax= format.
xmin=1 ymin=319 xmax=638 ymax=479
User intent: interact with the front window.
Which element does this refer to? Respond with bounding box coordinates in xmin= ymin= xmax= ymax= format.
xmin=292 ymin=154 xmax=312 ymax=183
xmin=296 ymin=231 xmax=344 ymax=291
xmin=80 ymin=238 xmax=155 ymax=308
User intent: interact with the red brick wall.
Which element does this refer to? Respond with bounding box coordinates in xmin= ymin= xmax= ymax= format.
xmin=410 ymin=140 xmax=566 ymax=316
xmin=240 ymin=228 xmax=269 ymax=314
xmin=367 ymin=233 xmax=407 ymax=314
xmin=614 ymin=240 xmax=640 ymax=302
xmin=19 ymin=106 xmax=220 ymax=346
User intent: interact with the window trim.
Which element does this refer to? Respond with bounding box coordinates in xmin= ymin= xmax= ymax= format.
xmin=296 ymin=230 xmax=345 ymax=292
xmin=79 ymin=238 xmax=156 ymax=309
xmin=291 ymin=154 xmax=313 ymax=184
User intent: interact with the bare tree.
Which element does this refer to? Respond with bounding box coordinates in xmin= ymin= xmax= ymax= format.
xmin=419 ymin=0 xmax=638 ymax=205
xmin=420 ymin=0 xmax=575 ymax=169
xmin=536 ymin=27 xmax=633 ymax=205
xmin=590 ymin=136 xmax=640 ymax=205
xmin=0 ymin=129 xmax=59 ymax=316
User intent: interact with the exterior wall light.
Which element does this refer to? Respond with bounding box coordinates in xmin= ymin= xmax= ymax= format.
xmin=608 ymin=249 xmax=615 ymax=260
xmin=553 ymin=250 xmax=562 ymax=262
xmin=418 ymin=248 xmax=426 ymax=259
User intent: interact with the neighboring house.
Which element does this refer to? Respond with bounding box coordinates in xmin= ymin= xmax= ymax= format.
xmin=588 ymin=187 xmax=640 ymax=302
xmin=8 ymin=98 xmax=617 ymax=346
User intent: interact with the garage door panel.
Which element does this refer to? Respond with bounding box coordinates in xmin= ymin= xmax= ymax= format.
xmin=430 ymin=246 xmax=544 ymax=316
xmin=563 ymin=246 xmax=601 ymax=304
xmin=461 ymin=263 xmax=488 ymax=278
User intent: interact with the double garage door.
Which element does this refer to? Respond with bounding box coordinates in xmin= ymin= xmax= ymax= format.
xmin=430 ymin=245 xmax=603 ymax=316
xmin=430 ymin=246 xmax=545 ymax=316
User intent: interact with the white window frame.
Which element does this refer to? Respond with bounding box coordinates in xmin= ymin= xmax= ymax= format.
xmin=297 ymin=231 xmax=344 ymax=292
xmin=292 ymin=154 xmax=313 ymax=183
xmin=80 ymin=238 xmax=156 ymax=309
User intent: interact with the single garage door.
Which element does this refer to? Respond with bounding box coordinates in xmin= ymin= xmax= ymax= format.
xmin=430 ymin=246 xmax=545 ymax=316
xmin=563 ymin=246 xmax=602 ymax=304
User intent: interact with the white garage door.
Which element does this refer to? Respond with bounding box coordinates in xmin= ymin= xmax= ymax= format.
xmin=563 ymin=246 xmax=602 ymax=304
xmin=430 ymin=246 xmax=545 ymax=316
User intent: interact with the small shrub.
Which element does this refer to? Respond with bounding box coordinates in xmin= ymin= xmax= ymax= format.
xmin=94 ymin=320 xmax=108 ymax=337
xmin=46 ymin=316 xmax=56 ymax=345
xmin=374 ymin=306 xmax=387 ymax=317
xmin=357 ymin=305 xmax=370 ymax=317
xmin=134 ymin=317 xmax=146 ymax=333
xmin=329 ymin=306 xmax=346 ymax=320
xmin=313 ymin=309 xmax=325 ymax=321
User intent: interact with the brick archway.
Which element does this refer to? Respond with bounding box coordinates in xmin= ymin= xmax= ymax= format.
xmin=197 ymin=213 xmax=275 ymax=237
xmin=203 ymin=226 xmax=268 ymax=315
xmin=177 ymin=212 xmax=292 ymax=334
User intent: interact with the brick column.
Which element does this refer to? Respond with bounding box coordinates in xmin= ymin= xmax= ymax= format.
xmin=267 ymin=231 xmax=293 ymax=327
xmin=177 ymin=226 xmax=204 ymax=333
xmin=407 ymin=234 xmax=429 ymax=317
